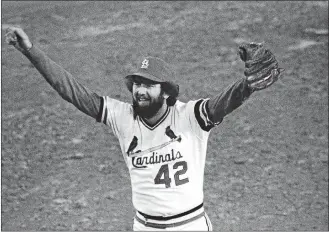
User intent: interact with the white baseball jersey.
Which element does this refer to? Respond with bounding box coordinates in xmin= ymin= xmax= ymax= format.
xmin=98 ymin=97 xmax=215 ymax=216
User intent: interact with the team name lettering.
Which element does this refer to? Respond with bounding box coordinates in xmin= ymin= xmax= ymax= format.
xmin=132 ymin=149 xmax=182 ymax=168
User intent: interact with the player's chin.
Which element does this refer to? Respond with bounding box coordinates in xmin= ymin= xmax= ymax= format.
xmin=134 ymin=105 xmax=155 ymax=119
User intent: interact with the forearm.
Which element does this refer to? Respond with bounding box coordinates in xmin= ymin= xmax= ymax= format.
xmin=208 ymin=78 xmax=252 ymax=124
xmin=23 ymin=45 xmax=101 ymax=119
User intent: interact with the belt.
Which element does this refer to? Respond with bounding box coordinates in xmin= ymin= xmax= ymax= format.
xmin=135 ymin=203 xmax=205 ymax=229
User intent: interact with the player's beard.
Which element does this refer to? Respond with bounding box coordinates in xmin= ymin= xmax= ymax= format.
xmin=133 ymin=94 xmax=165 ymax=119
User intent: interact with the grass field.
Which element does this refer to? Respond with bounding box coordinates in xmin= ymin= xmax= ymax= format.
xmin=1 ymin=1 xmax=328 ymax=231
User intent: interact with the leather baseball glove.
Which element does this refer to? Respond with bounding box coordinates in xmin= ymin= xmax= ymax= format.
xmin=238 ymin=42 xmax=284 ymax=92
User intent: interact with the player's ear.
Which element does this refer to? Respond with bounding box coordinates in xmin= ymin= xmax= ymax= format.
xmin=161 ymin=85 xmax=170 ymax=99
xmin=163 ymin=92 xmax=170 ymax=99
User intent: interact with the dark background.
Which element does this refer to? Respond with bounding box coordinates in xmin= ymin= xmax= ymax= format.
xmin=1 ymin=1 xmax=328 ymax=230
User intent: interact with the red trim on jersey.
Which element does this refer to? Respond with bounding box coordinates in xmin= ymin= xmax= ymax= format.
xmin=96 ymin=97 xmax=104 ymax=123
xmin=194 ymin=99 xmax=214 ymax=132
xmin=138 ymin=203 xmax=203 ymax=221
xmin=135 ymin=212 xmax=205 ymax=229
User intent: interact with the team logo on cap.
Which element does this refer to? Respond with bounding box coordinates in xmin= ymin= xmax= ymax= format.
xmin=141 ymin=59 xmax=149 ymax=69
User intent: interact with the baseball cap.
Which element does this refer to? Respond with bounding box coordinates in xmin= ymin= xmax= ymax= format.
xmin=125 ymin=56 xmax=179 ymax=98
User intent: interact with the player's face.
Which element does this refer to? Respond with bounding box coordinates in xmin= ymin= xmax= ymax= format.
xmin=132 ymin=77 xmax=165 ymax=119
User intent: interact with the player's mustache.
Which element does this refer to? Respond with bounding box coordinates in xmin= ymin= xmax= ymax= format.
xmin=135 ymin=94 xmax=150 ymax=100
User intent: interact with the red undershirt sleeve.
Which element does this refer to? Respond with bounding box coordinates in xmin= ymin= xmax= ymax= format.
xmin=23 ymin=45 xmax=101 ymax=120
xmin=203 ymin=78 xmax=252 ymax=128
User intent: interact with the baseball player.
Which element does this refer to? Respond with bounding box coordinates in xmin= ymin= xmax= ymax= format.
xmin=5 ymin=27 xmax=283 ymax=231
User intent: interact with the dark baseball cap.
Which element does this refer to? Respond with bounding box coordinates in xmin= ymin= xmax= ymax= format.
xmin=125 ymin=56 xmax=179 ymax=98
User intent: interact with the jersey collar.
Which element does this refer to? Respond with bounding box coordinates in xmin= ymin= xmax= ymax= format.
xmin=139 ymin=106 xmax=170 ymax=130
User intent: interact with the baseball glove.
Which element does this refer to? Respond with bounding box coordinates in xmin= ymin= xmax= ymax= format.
xmin=238 ymin=42 xmax=284 ymax=91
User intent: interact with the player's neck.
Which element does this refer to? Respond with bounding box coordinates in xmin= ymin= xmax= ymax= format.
xmin=143 ymin=101 xmax=168 ymax=125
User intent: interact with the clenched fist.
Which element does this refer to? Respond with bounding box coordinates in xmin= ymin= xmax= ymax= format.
xmin=5 ymin=26 xmax=33 ymax=53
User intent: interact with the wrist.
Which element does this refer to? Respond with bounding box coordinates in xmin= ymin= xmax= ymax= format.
xmin=25 ymin=42 xmax=33 ymax=52
xmin=242 ymin=77 xmax=255 ymax=94
xmin=22 ymin=42 xmax=33 ymax=55
xmin=21 ymin=43 xmax=34 ymax=58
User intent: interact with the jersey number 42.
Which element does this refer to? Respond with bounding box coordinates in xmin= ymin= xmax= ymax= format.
xmin=154 ymin=161 xmax=189 ymax=188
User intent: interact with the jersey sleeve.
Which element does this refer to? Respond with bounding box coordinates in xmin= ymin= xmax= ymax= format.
xmin=207 ymin=78 xmax=252 ymax=124
xmin=185 ymin=98 xmax=215 ymax=140
xmin=24 ymin=45 xmax=101 ymax=119
xmin=96 ymin=96 xmax=133 ymax=139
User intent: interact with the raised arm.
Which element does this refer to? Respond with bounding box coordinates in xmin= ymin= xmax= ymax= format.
xmin=207 ymin=78 xmax=252 ymax=124
xmin=5 ymin=27 xmax=101 ymax=119
xmin=207 ymin=42 xmax=284 ymax=125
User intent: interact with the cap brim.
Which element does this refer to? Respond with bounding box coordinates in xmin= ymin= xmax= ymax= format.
xmin=125 ymin=72 xmax=164 ymax=83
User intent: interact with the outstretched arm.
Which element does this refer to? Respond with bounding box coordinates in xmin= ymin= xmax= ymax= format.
xmin=5 ymin=27 xmax=101 ymax=119
xmin=207 ymin=42 xmax=284 ymax=125
xmin=207 ymin=78 xmax=252 ymax=125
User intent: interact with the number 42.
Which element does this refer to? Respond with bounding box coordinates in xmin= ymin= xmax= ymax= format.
xmin=154 ymin=161 xmax=189 ymax=188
